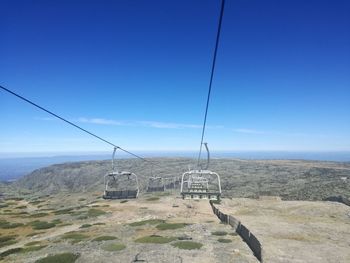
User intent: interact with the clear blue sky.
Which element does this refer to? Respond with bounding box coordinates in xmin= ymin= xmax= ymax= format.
xmin=1 ymin=0 xmax=349 ymax=154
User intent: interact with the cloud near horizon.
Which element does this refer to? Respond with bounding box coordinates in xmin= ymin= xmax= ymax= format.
xmin=37 ymin=116 xmax=222 ymax=130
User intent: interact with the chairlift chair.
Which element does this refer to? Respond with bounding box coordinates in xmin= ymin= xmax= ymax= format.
xmin=103 ymin=147 xmax=140 ymax=199
xmin=147 ymin=176 xmax=165 ymax=192
xmin=180 ymin=143 xmax=221 ymax=200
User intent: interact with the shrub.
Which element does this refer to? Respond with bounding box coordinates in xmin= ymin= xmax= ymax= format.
xmin=62 ymin=232 xmax=89 ymax=243
xmin=93 ymin=222 xmax=105 ymax=226
xmin=25 ymin=241 xmax=41 ymax=246
xmin=92 ymin=236 xmax=118 ymax=242
xmin=78 ymin=198 xmax=86 ymax=201
xmin=35 ymin=252 xmax=80 ymax=263
xmin=0 ymin=247 xmax=22 ymax=257
xmin=22 ymin=245 xmax=47 ymax=253
xmin=217 ymin=238 xmax=232 ymax=243
xmin=0 ymin=220 xmax=24 ymax=229
xmin=211 ymin=231 xmax=227 ymax=236
xmin=80 ymin=224 xmax=92 ymax=228
xmin=29 ymin=213 xmax=49 ymax=218
xmin=30 ymin=221 xmax=56 ymax=230
xmin=171 ymin=241 xmax=203 ymax=250
xmin=102 ymin=243 xmax=126 ymax=252
xmin=54 ymin=208 xmax=75 ymax=215
xmin=0 ymin=235 xmax=17 ymax=248
xmin=129 ymin=219 xmax=165 ymax=227
xmin=135 ymin=235 xmax=176 ymax=244
xmin=146 ymin=197 xmax=160 ymax=201
xmin=87 ymin=209 xmax=106 ymax=217
xmin=156 ymin=223 xmax=188 ymax=230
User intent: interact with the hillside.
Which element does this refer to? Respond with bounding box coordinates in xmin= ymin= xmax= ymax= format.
xmin=9 ymin=158 xmax=350 ymax=202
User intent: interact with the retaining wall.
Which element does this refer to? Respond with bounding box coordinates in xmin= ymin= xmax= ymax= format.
xmin=210 ymin=201 xmax=264 ymax=262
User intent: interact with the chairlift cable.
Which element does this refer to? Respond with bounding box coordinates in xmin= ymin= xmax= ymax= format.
xmin=0 ymin=85 xmax=152 ymax=164
xmin=197 ymin=0 xmax=225 ymax=167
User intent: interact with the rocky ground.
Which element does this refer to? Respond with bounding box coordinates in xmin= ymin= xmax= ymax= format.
xmin=217 ymin=197 xmax=350 ymax=263
xmin=0 ymin=192 xmax=258 ymax=263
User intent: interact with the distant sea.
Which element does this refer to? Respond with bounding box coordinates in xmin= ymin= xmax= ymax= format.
xmin=0 ymin=151 xmax=349 ymax=182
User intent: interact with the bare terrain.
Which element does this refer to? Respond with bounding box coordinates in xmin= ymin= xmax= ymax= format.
xmin=1 ymin=158 xmax=350 ymax=262
xmin=217 ymin=198 xmax=350 ymax=263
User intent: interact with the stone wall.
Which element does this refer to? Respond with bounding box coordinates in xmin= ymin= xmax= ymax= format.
xmin=210 ymin=201 xmax=264 ymax=262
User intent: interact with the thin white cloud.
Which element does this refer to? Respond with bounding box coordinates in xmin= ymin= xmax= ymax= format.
xmin=76 ymin=118 xmax=123 ymax=126
xmin=138 ymin=121 xmax=202 ymax=129
xmin=38 ymin=116 xmax=222 ymax=130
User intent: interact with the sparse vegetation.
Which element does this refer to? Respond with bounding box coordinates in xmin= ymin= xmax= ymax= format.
xmin=129 ymin=219 xmax=165 ymax=227
xmin=0 ymin=247 xmax=22 ymax=257
xmin=0 ymin=219 xmax=24 ymax=229
xmin=211 ymin=231 xmax=227 ymax=236
xmin=29 ymin=212 xmax=49 ymax=218
xmin=102 ymin=243 xmax=126 ymax=251
xmin=171 ymin=241 xmax=203 ymax=250
xmin=87 ymin=208 xmax=106 ymax=217
xmin=0 ymin=235 xmax=17 ymax=248
xmin=30 ymin=220 xmax=56 ymax=230
xmin=135 ymin=235 xmax=176 ymax=244
xmin=80 ymin=224 xmax=92 ymax=228
xmin=120 ymin=200 xmax=128 ymax=203
xmin=35 ymin=252 xmax=80 ymax=263
xmin=146 ymin=197 xmax=160 ymax=201
xmin=92 ymin=236 xmax=118 ymax=242
xmin=62 ymin=232 xmax=89 ymax=243
xmin=217 ymin=238 xmax=232 ymax=243
xmin=156 ymin=223 xmax=188 ymax=230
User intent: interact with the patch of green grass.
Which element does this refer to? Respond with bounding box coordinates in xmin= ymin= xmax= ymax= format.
xmin=171 ymin=241 xmax=203 ymax=250
xmin=146 ymin=197 xmax=160 ymax=201
xmin=0 ymin=220 xmax=24 ymax=229
xmin=6 ymin=197 xmax=24 ymax=201
xmin=51 ymin=219 xmax=62 ymax=224
xmin=22 ymin=245 xmax=47 ymax=253
xmin=29 ymin=212 xmax=49 ymax=218
xmin=57 ymin=223 xmax=73 ymax=227
xmin=30 ymin=220 xmax=56 ymax=230
xmin=80 ymin=224 xmax=92 ymax=228
xmin=0 ymin=203 xmax=9 ymax=209
xmin=29 ymin=200 xmax=44 ymax=205
xmin=229 ymin=232 xmax=238 ymax=236
xmin=156 ymin=223 xmax=188 ymax=230
xmin=93 ymin=222 xmax=105 ymax=226
xmin=129 ymin=219 xmax=165 ymax=227
xmin=54 ymin=208 xmax=75 ymax=215
xmin=92 ymin=236 xmax=118 ymax=242
xmin=135 ymin=235 xmax=176 ymax=244
xmin=0 ymin=235 xmax=17 ymax=248
xmin=210 ymin=199 xmax=221 ymax=204
xmin=217 ymin=238 xmax=232 ymax=243
xmin=35 ymin=252 xmax=80 ymax=263
xmin=211 ymin=231 xmax=227 ymax=236
xmin=15 ymin=205 xmax=27 ymax=209
xmin=101 ymin=243 xmax=126 ymax=252
xmin=120 ymin=200 xmax=128 ymax=203
xmin=62 ymin=232 xmax=89 ymax=243
xmin=25 ymin=241 xmax=41 ymax=246
xmin=78 ymin=198 xmax=86 ymax=201
xmin=87 ymin=209 xmax=106 ymax=217
xmin=0 ymin=247 xmax=22 ymax=257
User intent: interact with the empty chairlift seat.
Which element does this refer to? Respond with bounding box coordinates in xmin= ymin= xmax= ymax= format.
xmin=180 ymin=170 xmax=221 ymax=200
xmin=103 ymin=171 xmax=140 ymax=199
xmin=147 ymin=177 xmax=165 ymax=192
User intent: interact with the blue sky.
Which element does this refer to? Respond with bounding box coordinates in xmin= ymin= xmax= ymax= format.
xmin=1 ymin=0 xmax=350 ymax=154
